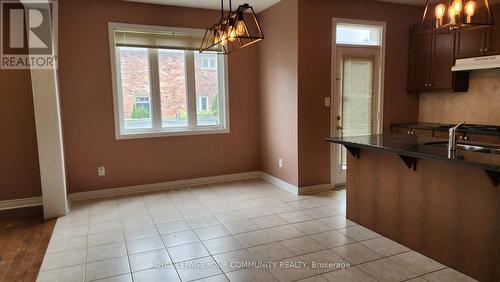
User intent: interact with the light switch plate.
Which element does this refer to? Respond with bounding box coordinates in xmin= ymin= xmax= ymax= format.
xmin=97 ymin=166 xmax=106 ymax=177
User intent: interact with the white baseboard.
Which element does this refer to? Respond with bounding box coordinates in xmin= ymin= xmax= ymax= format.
xmin=0 ymin=196 xmax=43 ymax=211
xmin=258 ymin=172 xmax=299 ymax=195
xmin=299 ymin=184 xmax=334 ymax=195
xmin=1 ymin=172 xmax=336 ymax=208
xmin=258 ymin=172 xmax=334 ymax=195
xmin=67 ymin=171 xmax=335 ymax=202
xmin=69 ymin=171 xmax=261 ymax=201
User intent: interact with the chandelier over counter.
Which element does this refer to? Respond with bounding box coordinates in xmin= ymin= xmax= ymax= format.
xmin=420 ymin=0 xmax=494 ymax=32
xmin=200 ymin=0 xmax=264 ymax=54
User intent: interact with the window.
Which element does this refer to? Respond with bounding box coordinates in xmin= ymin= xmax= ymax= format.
xmin=109 ymin=23 xmax=229 ymax=139
xmin=336 ymin=23 xmax=382 ymax=46
xmin=200 ymin=58 xmax=217 ymax=70
xmin=134 ymin=97 xmax=151 ymax=118
xmin=197 ymin=96 xmax=209 ymax=111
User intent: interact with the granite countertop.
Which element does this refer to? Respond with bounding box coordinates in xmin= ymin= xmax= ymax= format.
xmin=391 ymin=122 xmax=500 ymax=136
xmin=326 ymin=134 xmax=500 ymax=173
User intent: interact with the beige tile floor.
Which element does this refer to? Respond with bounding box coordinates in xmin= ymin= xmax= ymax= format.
xmin=37 ymin=179 xmax=478 ymax=282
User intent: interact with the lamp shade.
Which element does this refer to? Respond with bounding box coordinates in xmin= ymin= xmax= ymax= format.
xmin=420 ymin=0 xmax=494 ymax=32
xmin=200 ymin=3 xmax=264 ymax=54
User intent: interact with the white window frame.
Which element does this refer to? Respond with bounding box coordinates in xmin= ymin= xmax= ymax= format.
xmin=108 ymin=22 xmax=230 ymax=140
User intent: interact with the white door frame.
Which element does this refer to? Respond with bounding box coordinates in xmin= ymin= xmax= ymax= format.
xmin=330 ymin=18 xmax=387 ymax=186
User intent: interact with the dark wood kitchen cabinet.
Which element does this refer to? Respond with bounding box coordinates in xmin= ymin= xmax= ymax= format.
xmin=485 ymin=4 xmax=500 ymax=56
xmin=408 ymin=24 xmax=469 ymax=93
xmin=455 ymin=28 xmax=488 ymax=58
xmin=456 ymin=5 xmax=500 ymax=58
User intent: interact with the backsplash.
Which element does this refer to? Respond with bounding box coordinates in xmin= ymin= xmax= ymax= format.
xmin=419 ymin=69 xmax=500 ymax=126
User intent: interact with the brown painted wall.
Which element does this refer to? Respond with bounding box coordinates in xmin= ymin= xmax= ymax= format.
xmin=258 ymin=0 xmax=299 ymax=186
xmin=297 ymin=0 xmax=422 ymax=186
xmin=1 ymin=0 xmax=424 ymax=200
xmin=0 ymin=70 xmax=41 ymax=201
xmin=58 ymin=0 xmax=260 ymax=193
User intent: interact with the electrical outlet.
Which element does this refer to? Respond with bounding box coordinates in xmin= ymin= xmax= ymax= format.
xmin=324 ymin=97 xmax=331 ymax=107
xmin=97 ymin=165 xmax=106 ymax=177
xmin=278 ymin=158 xmax=283 ymax=168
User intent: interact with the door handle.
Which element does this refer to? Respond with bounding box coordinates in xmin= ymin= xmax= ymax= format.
xmin=337 ymin=125 xmax=343 ymax=130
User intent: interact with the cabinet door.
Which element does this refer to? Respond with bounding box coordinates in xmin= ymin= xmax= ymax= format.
xmin=412 ymin=32 xmax=432 ymax=90
xmin=455 ymin=28 xmax=487 ymax=58
xmin=485 ymin=5 xmax=500 ymax=56
xmin=430 ymin=33 xmax=455 ymax=90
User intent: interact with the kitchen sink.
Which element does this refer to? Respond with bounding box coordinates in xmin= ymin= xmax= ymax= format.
xmin=424 ymin=141 xmax=500 ymax=155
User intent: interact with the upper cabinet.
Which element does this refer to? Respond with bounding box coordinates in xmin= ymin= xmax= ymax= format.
xmin=485 ymin=4 xmax=500 ymax=56
xmin=408 ymin=5 xmax=499 ymax=94
xmin=455 ymin=28 xmax=488 ymax=59
xmin=408 ymin=24 xmax=469 ymax=94
xmin=456 ymin=4 xmax=500 ymax=58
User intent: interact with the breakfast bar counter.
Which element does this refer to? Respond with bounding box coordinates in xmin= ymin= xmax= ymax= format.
xmin=327 ymin=134 xmax=500 ymax=282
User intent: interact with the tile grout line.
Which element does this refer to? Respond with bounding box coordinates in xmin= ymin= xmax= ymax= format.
xmin=118 ymin=207 xmax=134 ymax=282
xmin=41 ymin=213 xmax=357 ymax=273
xmin=146 ymin=193 xmax=184 ymax=282
xmin=177 ymin=189 xmax=233 ymax=282
xmin=179 ymin=183 xmax=298 ymax=280
xmin=83 ymin=209 xmax=90 ymax=282
xmin=43 ymin=181 xmax=342 ymax=280
xmin=41 ymin=182 xmax=465 ymax=282
xmin=399 ymin=265 xmax=449 ymax=282
xmin=37 ymin=223 xmax=406 ymax=279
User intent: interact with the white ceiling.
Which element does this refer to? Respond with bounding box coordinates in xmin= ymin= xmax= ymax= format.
xmin=124 ymin=0 xmax=281 ymax=13
xmin=125 ymin=0 xmax=498 ymax=12
xmin=377 ymin=0 xmax=426 ymax=6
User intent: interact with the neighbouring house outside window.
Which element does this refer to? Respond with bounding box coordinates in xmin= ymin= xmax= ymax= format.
xmin=109 ymin=23 xmax=229 ymax=139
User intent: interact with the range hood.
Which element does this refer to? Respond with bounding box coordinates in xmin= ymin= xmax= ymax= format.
xmin=452 ymin=55 xmax=500 ymax=71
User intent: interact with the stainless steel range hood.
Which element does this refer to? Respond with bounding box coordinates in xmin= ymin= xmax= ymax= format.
xmin=452 ymin=55 xmax=500 ymax=71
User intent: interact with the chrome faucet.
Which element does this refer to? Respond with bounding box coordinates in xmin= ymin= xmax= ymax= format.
xmin=448 ymin=122 xmax=465 ymax=152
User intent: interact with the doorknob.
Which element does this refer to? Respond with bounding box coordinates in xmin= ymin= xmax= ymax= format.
xmin=337 ymin=125 xmax=343 ymax=130
xmin=336 ymin=116 xmax=342 ymax=130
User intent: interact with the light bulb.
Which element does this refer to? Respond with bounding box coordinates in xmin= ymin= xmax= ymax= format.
xmin=465 ymin=1 xmax=476 ymax=16
xmin=448 ymin=6 xmax=457 ymax=16
xmin=228 ymin=27 xmax=237 ymax=42
xmin=213 ymin=30 xmax=220 ymax=44
xmin=435 ymin=4 xmax=446 ymax=19
xmin=236 ymin=20 xmax=246 ymax=36
xmin=453 ymin=0 xmax=463 ymax=13
xmin=220 ymin=33 xmax=227 ymax=46
xmin=448 ymin=6 xmax=457 ymax=24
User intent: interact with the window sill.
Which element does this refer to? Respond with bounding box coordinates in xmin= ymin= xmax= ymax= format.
xmin=116 ymin=127 xmax=230 ymax=140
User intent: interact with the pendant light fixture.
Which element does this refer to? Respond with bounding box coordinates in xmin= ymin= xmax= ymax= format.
xmin=200 ymin=0 xmax=264 ymax=54
xmin=420 ymin=0 xmax=494 ymax=32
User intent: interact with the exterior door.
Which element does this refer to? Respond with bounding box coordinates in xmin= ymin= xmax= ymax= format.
xmin=332 ymin=47 xmax=381 ymax=185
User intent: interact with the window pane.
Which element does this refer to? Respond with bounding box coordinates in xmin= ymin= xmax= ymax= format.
xmin=336 ymin=24 xmax=381 ymax=46
xmin=341 ymin=57 xmax=374 ymax=167
xmin=194 ymin=53 xmax=220 ymax=126
xmin=119 ymin=47 xmax=152 ymax=130
xmin=159 ymin=49 xmax=188 ymax=128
